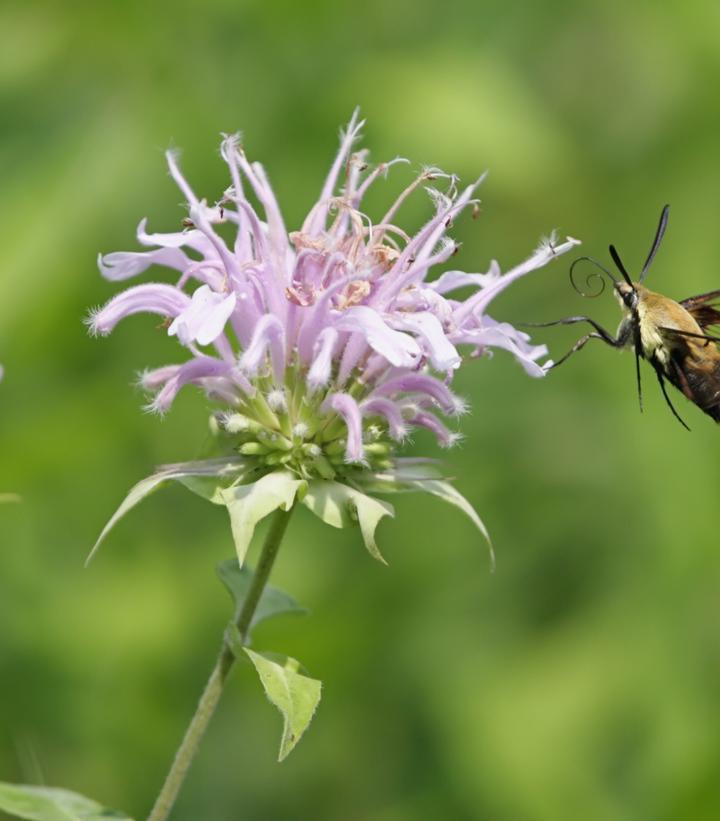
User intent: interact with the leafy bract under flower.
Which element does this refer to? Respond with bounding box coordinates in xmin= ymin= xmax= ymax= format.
xmin=88 ymin=456 xmax=494 ymax=567
xmin=89 ymin=112 xmax=580 ymax=562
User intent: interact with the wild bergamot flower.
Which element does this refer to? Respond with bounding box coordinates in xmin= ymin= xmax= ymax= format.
xmin=88 ymin=112 xmax=579 ymax=566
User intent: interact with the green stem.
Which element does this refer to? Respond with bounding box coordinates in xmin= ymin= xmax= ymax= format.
xmin=147 ymin=505 xmax=295 ymax=821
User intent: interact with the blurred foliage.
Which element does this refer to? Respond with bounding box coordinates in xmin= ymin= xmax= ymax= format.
xmin=2 ymin=0 xmax=720 ymax=819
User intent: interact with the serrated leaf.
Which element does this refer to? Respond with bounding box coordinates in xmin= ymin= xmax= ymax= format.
xmin=217 ymin=561 xmax=307 ymax=631
xmin=220 ymin=471 xmax=305 ymax=567
xmin=0 ymin=782 xmax=132 ymax=821
xmin=301 ymin=481 xmax=393 ymax=563
xmin=87 ymin=457 xmax=249 ymax=564
xmin=244 ymin=649 xmax=321 ymax=761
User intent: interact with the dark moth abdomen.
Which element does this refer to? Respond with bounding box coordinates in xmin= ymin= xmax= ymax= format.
xmin=664 ymin=341 xmax=720 ymax=422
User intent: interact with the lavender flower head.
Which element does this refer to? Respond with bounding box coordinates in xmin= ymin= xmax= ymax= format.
xmin=89 ymin=112 xmax=579 ymax=565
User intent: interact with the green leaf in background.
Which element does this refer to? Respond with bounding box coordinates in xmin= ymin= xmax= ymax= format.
xmin=216 ymin=560 xmax=307 ymax=631
xmin=0 ymin=782 xmax=132 ymax=821
xmin=220 ymin=471 xmax=305 ymax=567
xmin=86 ymin=457 xmax=250 ymax=564
xmin=244 ymin=649 xmax=322 ymax=762
xmin=301 ymin=480 xmax=393 ymax=563
xmin=0 ymin=493 xmax=21 ymax=503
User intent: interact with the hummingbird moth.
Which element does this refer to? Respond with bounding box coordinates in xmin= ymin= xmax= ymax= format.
xmin=536 ymin=206 xmax=720 ymax=429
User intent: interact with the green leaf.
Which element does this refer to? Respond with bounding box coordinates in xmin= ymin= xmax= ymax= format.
xmin=87 ymin=457 xmax=249 ymax=564
xmin=0 ymin=493 xmax=21 ymax=504
xmin=244 ymin=649 xmax=322 ymax=761
xmin=301 ymin=481 xmax=393 ymax=563
xmin=174 ymin=475 xmax=227 ymax=504
xmin=386 ymin=458 xmax=445 ymax=481
xmin=220 ymin=471 xmax=305 ymax=567
xmin=352 ymin=459 xmax=446 ymax=496
xmin=217 ymin=560 xmax=307 ymax=631
xmin=0 ymin=782 xmax=132 ymax=821
xmin=408 ymin=479 xmax=494 ymax=568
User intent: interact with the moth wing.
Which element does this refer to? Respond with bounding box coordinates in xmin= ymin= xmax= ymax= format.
xmin=660 ymin=326 xmax=720 ymax=421
xmin=680 ymin=289 xmax=720 ymax=329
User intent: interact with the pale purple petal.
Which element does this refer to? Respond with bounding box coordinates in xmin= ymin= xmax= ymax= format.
xmin=395 ymin=237 xmax=458 ymax=289
xmin=370 ymin=373 xmax=462 ymax=415
xmin=148 ymin=356 xmax=234 ymax=413
xmin=455 ymin=322 xmax=549 ymax=377
xmin=135 ymin=218 xmax=194 ymax=248
xmin=138 ymin=364 xmax=181 ymax=390
xmin=166 ymin=150 xmax=242 ymax=283
xmin=334 ymin=306 xmax=421 ymax=368
xmin=303 ymin=109 xmax=364 ymax=236
xmin=321 ymin=392 xmax=366 ymax=463
xmin=429 ymin=261 xmax=501 ymax=294
xmin=308 ymin=328 xmax=339 ymax=392
xmin=410 ymin=411 xmax=460 ymax=448
xmin=88 ymin=284 xmax=190 ymax=335
xmin=97 ymin=248 xmax=190 ymax=281
xmin=392 ymin=287 xmax=454 ymax=327
xmin=236 ymin=155 xmax=289 ymax=262
xmin=239 ymin=314 xmax=286 ymax=379
xmin=372 ymin=179 xmax=482 ymax=308
xmin=453 ymin=236 xmax=581 ymax=325
xmin=168 ymin=285 xmax=237 ymax=346
xmin=360 ymin=397 xmax=407 ymax=440
xmin=295 ymin=268 xmax=356 ymax=360
xmin=136 ymin=218 xmax=219 ymax=260
xmin=361 ymin=353 xmax=392 ymax=386
xmin=215 ymin=143 xmax=290 ymax=318
xmin=200 ymin=377 xmax=245 ymax=407
xmin=389 ymin=312 xmax=460 ymax=371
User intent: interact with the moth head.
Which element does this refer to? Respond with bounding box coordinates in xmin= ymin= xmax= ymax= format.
xmin=615 ymin=281 xmax=638 ymax=311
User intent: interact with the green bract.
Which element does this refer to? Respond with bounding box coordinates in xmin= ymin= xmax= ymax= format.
xmin=88 ymin=441 xmax=491 ymax=569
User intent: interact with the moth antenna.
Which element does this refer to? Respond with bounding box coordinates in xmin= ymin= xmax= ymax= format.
xmin=639 ymin=205 xmax=670 ymax=283
xmin=608 ymin=244 xmax=634 ymax=289
xmin=569 ymin=256 xmax=618 ymax=298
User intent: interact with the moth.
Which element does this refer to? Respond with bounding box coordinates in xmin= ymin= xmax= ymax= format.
xmin=535 ymin=206 xmax=720 ymax=429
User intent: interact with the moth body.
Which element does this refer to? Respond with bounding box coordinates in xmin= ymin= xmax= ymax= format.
xmin=537 ymin=206 xmax=720 ymax=428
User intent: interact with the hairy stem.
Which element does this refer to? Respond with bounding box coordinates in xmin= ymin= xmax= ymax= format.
xmin=147 ymin=505 xmax=294 ymax=821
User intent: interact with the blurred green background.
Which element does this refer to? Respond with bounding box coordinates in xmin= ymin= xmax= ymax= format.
xmin=2 ymin=1 xmax=720 ymax=819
